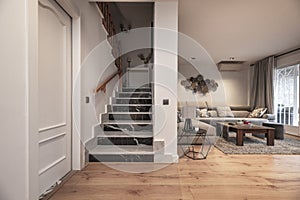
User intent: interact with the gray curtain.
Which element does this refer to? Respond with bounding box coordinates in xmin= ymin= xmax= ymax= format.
xmin=250 ymin=56 xmax=275 ymax=113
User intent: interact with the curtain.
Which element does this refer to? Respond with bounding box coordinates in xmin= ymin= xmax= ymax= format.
xmin=250 ymin=56 xmax=275 ymax=113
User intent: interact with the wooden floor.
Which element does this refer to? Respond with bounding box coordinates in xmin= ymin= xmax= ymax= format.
xmin=49 ymin=148 xmax=300 ymax=200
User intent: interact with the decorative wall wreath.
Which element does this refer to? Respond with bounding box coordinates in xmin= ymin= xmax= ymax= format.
xmin=180 ymin=74 xmax=218 ymax=95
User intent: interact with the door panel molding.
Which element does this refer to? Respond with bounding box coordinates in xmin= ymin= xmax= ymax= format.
xmin=38 ymin=2 xmax=68 ymax=128
xmin=39 ymin=0 xmax=67 ymax=26
xmin=39 ymin=132 xmax=66 ymax=144
xmin=38 ymin=156 xmax=66 ymax=175
xmin=38 ymin=123 xmax=66 ymax=133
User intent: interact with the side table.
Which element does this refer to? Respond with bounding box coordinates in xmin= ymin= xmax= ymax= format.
xmin=178 ymin=128 xmax=211 ymax=160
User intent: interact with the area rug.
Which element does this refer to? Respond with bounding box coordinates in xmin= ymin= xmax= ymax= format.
xmin=215 ymin=135 xmax=300 ymax=155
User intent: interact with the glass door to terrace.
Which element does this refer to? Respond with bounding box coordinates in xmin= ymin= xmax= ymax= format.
xmin=275 ymin=63 xmax=300 ymax=136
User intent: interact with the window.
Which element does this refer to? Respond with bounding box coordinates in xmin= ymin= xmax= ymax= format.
xmin=275 ymin=64 xmax=299 ymax=126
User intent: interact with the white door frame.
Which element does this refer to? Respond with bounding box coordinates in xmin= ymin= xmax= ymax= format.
xmin=56 ymin=0 xmax=83 ymax=171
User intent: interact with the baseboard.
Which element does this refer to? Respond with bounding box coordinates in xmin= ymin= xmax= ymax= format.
xmin=286 ymin=133 xmax=300 ymax=138
xmin=285 ymin=125 xmax=299 ymax=136
xmin=154 ymin=154 xmax=178 ymax=163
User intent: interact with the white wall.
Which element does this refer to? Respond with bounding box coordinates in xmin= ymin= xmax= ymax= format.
xmin=74 ymin=1 xmax=107 ymax=60
xmin=154 ymin=0 xmax=178 ymax=162
xmin=178 ymin=63 xmax=250 ymax=106
xmin=71 ymin=0 xmax=118 ymax=145
xmin=0 ymin=0 xmax=38 ymax=200
xmin=220 ymin=68 xmax=250 ymax=105
xmin=178 ymin=64 xmax=218 ymax=106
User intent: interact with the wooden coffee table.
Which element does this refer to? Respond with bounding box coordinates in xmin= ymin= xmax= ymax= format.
xmin=218 ymin=122 xmax=275 ymax=146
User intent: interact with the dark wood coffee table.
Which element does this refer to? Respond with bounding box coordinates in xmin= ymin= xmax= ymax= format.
xmin=218 ymin=122 xmax=275 ymax=146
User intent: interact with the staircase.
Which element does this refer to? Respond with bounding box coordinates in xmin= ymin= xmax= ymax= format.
xmin=90 ymin=86 xmax=154 ymax=162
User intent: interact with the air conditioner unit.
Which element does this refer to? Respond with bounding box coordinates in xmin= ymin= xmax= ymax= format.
xmin=217 ymin=61 xmax=245 ymax=71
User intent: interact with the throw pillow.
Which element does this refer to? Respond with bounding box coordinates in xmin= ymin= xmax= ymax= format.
xmin=208 ymin=110 xmax=218 ymax=117
xmin=177 ymin=111 xmax=182 ymax=123
xmin=216 ymin=106 xmax=234 ymax=117
xmin=196 ymin=108 xmax=209 ymax=118
xmin=248 ymin=107 xmax=267 ymax=118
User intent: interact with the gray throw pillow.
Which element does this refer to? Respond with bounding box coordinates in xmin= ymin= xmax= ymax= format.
xmin=208 ymin=110 xmax=218 ymax=117
xmin=216 ymin=106 xmax=234 ymax=117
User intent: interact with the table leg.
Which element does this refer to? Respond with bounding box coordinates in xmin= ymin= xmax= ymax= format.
xmin=223 ymin=126 xmax=228 ymax=140
xmin=236 ymin=130 xmax=244 ymax=146
xmin=267 ymin=129 xmax=274 ymax=146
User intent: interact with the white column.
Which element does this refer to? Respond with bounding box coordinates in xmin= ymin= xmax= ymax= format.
xmin=153 ymin=0 xmax=178 ymax=163
xmin=0 ymin=0 xmax=39 ymax=199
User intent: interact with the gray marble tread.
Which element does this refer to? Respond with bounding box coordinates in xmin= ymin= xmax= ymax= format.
xmin=98 ymin=131 xmax=153 ymax=138
xmin=103 ymin=120 xmax=152 ymax=124
xmin=89 ymin=145 xmax=154 ymax=155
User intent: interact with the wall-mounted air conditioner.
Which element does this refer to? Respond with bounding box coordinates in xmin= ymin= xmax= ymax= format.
xmin=217 ymin=61 xmax=245 ymax=71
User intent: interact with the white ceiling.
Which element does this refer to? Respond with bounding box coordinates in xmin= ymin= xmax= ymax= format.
xmin=179 ymin=0 xmax=300 ymax=65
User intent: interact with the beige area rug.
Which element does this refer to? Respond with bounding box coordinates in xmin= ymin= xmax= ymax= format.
xmin=215 ymin=135 xmax=300 ymax=154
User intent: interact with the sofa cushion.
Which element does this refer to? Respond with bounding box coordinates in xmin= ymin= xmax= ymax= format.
xmin=186 ymin=101 xmax=207 ymax=109
xmin=196 ymin=108 xmax=209 ymax=118
xmin=208 ymin=110 xmax=218 ymax=117
xmin=263 ymin=113 xmax=276 ymax=121
xmin=230 ymin=105 xmax=251 ymax=111
xmin=216 ymin=106 xmax=234 ymax=117
xmin=198 ymin=117 xmax=268 ymax=128
xmin=248 ymin=107 xmax=267 ymax=118
xmin=232 ymin=110 xmax=250 ymax=118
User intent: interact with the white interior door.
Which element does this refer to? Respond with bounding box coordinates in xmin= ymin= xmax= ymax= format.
xmin=38 ymin=0 xmax=72 ymax=195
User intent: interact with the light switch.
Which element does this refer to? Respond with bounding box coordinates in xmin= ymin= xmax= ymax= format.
xmin=163 ymin=99 xmax=169 ymax=105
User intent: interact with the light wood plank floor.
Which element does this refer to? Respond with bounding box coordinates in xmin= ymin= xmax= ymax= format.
xmin=50 ymin=148 xmax=300 ymax=200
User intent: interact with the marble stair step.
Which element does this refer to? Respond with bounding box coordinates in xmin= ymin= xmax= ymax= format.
xmin=114 ymin=98 xmax=152 ymax=104
xmin=102 ymin=123 xmax=153 ymax=132
xmin=107 ymin=112 xmax=152 ymax=120
xmin=89 ymin=145 xmax=154 ymax=155
xmin=117 ymin=92 xmax=151 ymax=98
xmin=98 ymin=131 xmax=153 ymax=138
xmin=107 ymin=112 xmax=152 ymax=114
xmin=97 ymin=137 xmax=152 ymax=145
xmin=108 ymin=104 xmax=152 ymax=112
xmin=122 ymin=87 xmax=151 ymax=92
xmin=102 ymin=120 xmax=152 ymax=125
xmin=110 ymin=104 xmax=152 ymax=107
xmin=89 ymin=145 xmax=154 ymax=162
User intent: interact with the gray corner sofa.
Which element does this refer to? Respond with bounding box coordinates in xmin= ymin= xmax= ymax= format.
xmin=178 ymin=102 xmax=275 ymax=127
xmin=199 ymin=105 xmax=275 ymax=126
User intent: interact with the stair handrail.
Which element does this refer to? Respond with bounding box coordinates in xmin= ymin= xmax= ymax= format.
xmin=95 ymin=70 xmax=121 ymax=93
